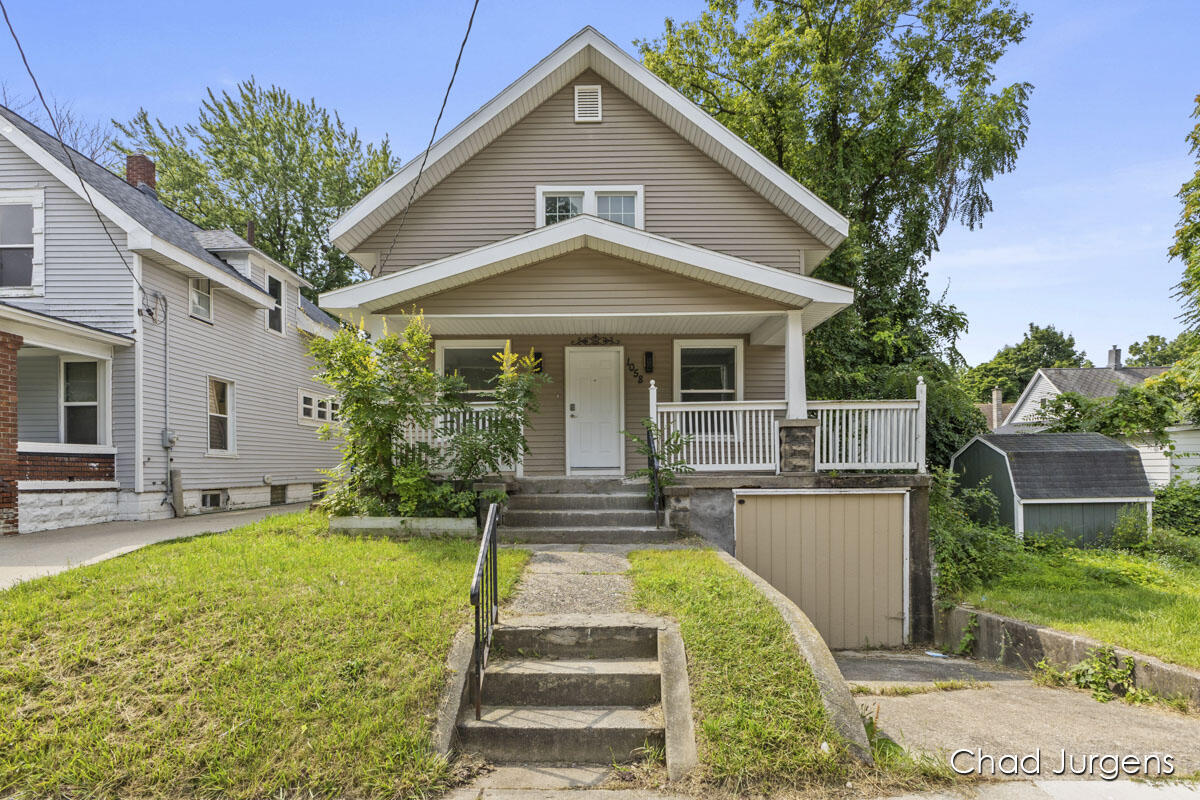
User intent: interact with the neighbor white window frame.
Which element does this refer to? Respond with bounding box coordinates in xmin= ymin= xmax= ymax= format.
xmin=0 ymin=187 xmax=45 ymax=297
xmin=188 ymin=277 xmax=214 ymax=322
xmin=435 ymin=339 xmax=508 ymax=400
xmin=58 ymin=355 xmax=110 ymax=446
xmin=672 ymin=338 xmax=744 ymax=402
xmin=264 ymin=273 xmax=285 ymax=336
xmin=298 ymin=388 xmax=340 ymax=427
xmin=206 ymin=375 xmax=236 ymax=456
xmin=534 ymin=185 xmax=644 ymax=229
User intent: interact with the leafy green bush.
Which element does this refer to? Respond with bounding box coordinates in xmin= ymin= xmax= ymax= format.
xmin=1105 ymin=505 xmax=1150 ymax=550
xmin=929 ymin=468 xmax=1023 ymax=599
xmin=624 ymin=419 xmax=694 ymax=497
xmin=1154 ymin=479 xmax=1200 ymax=535
xmin=1145 ymin=527 xmax=1200 ymax=564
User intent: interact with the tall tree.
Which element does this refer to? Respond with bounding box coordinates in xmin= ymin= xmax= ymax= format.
xmin=1 ymin=83 xmax=116 ymax=167
xmin=962 ymin=323 xmax=1091 ymax=402
xmin=1126 ymin=331 xmax=1199 ymax=367
xmin=639 ymin=0 xmax=1032 ymax=397
xmin=113 ymin=79 xmax=397 ymax=297
xmin=1173 ymin=94 xmax=1200 ymax=328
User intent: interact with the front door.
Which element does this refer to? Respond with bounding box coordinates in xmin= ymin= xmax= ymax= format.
xmin=565 ymin=347 xmax=623 ymax=473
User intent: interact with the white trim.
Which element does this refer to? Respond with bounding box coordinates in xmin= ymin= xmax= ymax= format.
xmin=329 ymin=28 xmax=849 ymax=252
xmin=1020 ymin=496 xmax=1154 ymax=505
xmin=58 ymin=355 xmax=109 ymax=447
xmin=1014 ymin=501 xmax=1025 ymax=540
xmin=732 ymin=488 xmax=911 ymax=496
xmin=133 ymin=253 xmax=144 ymax=493
xmin=784 ymin=309 xmax=806 ymax=418
xmin=1002 ymin=369 xmax=1060 ymax=427
xmin=564 ymin=345 xmax=625 ymax=475
xmin=574 ymin=84 xmax=602 ymax=122
xmin=188 ymin=277 xmax=214 ymax=323
xmin=205 ymin=375 xmax=236 ymax=456
xmin=0 ymin=187 xmax=45 ymax=296
xmin=673 ymin=338 xmax=743 ymax=403
xmin=535 ymin=185 xmax=644 ymax=229
xmin=902 ymin=489 xmax=912 ymax=643
xmin=17 ymin=441 xmax=116 ymax=455
xmin=0 ymin=303 xmax=130 ymax=356
xmin=18 ymin=480 xmax=119 ymax=491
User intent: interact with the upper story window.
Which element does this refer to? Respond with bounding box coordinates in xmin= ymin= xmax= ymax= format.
xmin=535 ymin=185 xmax=644 ymax=229
xmin=436 ymin=339 xmax=506 ymax=400
xmin=189 ymin=278 xmax=213 ymax=322
xmin=674 ymin=339 xmax=743 ymax=403
xmin=266 ymin=275 xmax=284 ymax=334
xmin=0 ymin=188 xmax=44 ymax=296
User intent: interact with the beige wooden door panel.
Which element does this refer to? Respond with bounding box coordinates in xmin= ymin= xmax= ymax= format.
xmin=735 ymin=492 xmax=906 ymax=649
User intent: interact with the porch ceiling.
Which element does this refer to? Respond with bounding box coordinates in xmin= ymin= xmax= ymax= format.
xmin=397 ymin=310 xmax=785 ymax=338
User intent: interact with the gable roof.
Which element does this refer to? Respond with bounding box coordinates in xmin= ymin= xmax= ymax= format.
xmin=975 ymin=433 xmax=1152 ymax=500
xmin=0 ymin=105 xmax=272 ymax=307
xmin=319 ymin=214 xmax=853 ymax=332
xmin=1041 ymin=366 xmax=1169 ymax=398
xmin=330 ymin=27 xmax=850 ymax=255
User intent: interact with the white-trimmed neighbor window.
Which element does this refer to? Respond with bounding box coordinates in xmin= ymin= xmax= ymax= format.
xmin=0 ymin=188 xmax=44 ymax=295
xmin=535 ymin=185 xmax=644 ymax=229
xmin=189 ymin=278 xmax=213 ymax=321
xmin=207 ymin=377 xmax=234 ymax=454
xmin=266 ymin=275 xmax=284 ymax=334
xmin=436 ymin=339 xmax=507 ymax=399
xmin=298 ymin=389 xmax=340 ymax=426
xmin=673 ymin=339 xmax=743 ymax=402
xmin=60 ymin=358 xmax=106 ymax=445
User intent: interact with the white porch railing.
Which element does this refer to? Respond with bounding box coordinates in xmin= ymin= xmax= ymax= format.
xmin=809 ymin=379 xmax=927 ymax=472
xmin=650 ymin=382 xmax=784 ymax=472
xmin=404 ymin=402 xmax=522 ymax=475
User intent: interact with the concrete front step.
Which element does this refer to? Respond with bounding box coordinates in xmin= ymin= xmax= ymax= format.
xmin=502 ymin=509 xmax=659 ymax=527
xmin=498 ymin=526 xmax=676 ymax=545
xmin=506 ymin=492 xmax=651 ymax=511
xmin=457 ymin=705 xmax=664 ymax=763
xmin=485 ymin=658 xmax=662 ymax=707
xmin=512 ymin=477 xmax=644 ymax=494
xmin=495 ymin=621 xmax=660 ymax=660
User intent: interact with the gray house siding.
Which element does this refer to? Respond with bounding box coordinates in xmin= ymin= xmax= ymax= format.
xmin=952 ymin=441 xmax=1017 ymax=530
xmin=1023 ymin=502 xmax=1145 ymax=545
xmin=139 ymin=257 xmax=338 ymax=495
xmin=0 ymin=136 xmax=135 ymax=334
xmin=16 ymin=354 xmax=58 ymax=441
xmin=111 ymin=345 xmax=137 ymax=487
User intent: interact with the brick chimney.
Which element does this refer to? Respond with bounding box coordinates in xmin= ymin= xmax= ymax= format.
xmin=1108 ymin=345 xmax=1122 ymax=369
xmin=126 ymin=153 xmax=156 ymax=190
xmin=992 ymin=386 xmax=1003 ymax=428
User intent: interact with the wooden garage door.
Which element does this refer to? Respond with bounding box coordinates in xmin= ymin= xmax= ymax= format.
xmin=735 ymin=491 xmax=907 ymax=649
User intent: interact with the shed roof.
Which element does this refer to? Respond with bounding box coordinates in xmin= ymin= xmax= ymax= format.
xmin=978 ymin=433 xmax=1153 ymax=500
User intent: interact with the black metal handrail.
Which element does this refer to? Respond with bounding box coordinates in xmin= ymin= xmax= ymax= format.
xmin=470 ymin=502 xmax=500 ymax=720
xmin=647 ymin=424 xmax=663 ymax=528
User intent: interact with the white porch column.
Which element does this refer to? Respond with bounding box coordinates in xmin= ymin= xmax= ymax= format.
xmin=784 ymin=310 xmax=807 ymax=418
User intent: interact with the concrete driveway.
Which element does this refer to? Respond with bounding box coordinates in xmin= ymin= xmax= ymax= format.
xmin=0 ymin=503 xmax=309 ymax=589
xmin=836 ymin=650 xmax=1200 ymax=782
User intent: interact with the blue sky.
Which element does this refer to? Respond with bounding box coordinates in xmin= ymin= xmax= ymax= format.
xmin=1 ymin=0 xmax=1196 ymax=365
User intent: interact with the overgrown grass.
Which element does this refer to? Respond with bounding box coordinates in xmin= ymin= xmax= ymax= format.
xmin=0 ymin=511 xmax=528 ymax=799
xmin=965 ymin=547 xmax=1200 ymax=669
xmin=628 ymin=549 xmax=848 ymax=792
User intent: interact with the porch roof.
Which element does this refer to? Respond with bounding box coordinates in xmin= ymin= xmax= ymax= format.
xmin=320 ymin=216 xmax=854 ymax=334
xmin=1 ymin=301 xmax=133 ymax=360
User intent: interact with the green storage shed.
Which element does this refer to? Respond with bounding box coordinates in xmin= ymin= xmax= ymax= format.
xmin=949 ymin=433 xmax=1153 ymax=544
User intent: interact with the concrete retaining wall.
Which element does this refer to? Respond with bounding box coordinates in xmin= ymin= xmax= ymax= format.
xmin=937 ymin=606 xmax=1200 ymax=707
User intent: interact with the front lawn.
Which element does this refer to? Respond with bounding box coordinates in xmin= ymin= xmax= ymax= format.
xmin=964 ymin=547 xmax=1200 ymax=669
xmin=0 ymin=511 xmax=528 ymax=800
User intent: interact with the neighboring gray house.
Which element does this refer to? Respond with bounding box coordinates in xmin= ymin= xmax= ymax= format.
xmin=0 ymin=105 xmax=340 ymax=534
xmin=950 ymin=433 xmax=1154 ymax=543
xmin=1001 ymin=345 xmax=1194 ymax=486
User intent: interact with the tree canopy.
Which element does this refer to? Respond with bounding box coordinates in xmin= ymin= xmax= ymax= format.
xmin=1126 ymin=331 xmax=1199 ymax=367
xmin=638 ymin=0 xmax=1032 ymax=398
xmin=962 ymin=323 xmax=1091 ymax=402
xmin=113 ymin=79 xmax=397 ymax=298
xmin=1173 ymin=94 xmax=1200 ymax=329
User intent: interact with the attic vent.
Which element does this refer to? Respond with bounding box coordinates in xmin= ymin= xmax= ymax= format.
xmin=574 ymin=85 xmax=602 ymax=123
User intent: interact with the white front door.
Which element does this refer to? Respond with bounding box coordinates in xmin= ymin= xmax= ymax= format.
xmin=566 ymin=347 xmax=623 ymax=472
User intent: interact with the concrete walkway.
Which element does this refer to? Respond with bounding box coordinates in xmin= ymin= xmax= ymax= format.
xmin=506 ymin=544 xmax=638 ymax=616
xmin=0 ymin=503 xmax=309 ymax=589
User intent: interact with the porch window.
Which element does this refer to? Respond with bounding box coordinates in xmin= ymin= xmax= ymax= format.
xmin=61 ymin=360 xmax=100 ymax=444
xmin=437 ymin=339 xmax=506 ymax=399
xmin=266 ymin=275 xmax=284 ymax=333
xmin=0 ymin=189 xmax=43 ymax=293
xmin=208 ymin=377 xmax=234 ymax=453
xmin=535 ymin=185 xmax=644 ymax=228
xmin=189 ymin=278 xmax=213 ymax=321
xmin=674 ymin=339 xmax=743 ymax=402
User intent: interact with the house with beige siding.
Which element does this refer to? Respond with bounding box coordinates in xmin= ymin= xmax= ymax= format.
xmin=0 ymin=105 xmax=340 ymax=534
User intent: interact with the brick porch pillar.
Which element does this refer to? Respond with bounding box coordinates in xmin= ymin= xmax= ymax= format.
xmin=0 ymin=330 xmax=23 ymax=534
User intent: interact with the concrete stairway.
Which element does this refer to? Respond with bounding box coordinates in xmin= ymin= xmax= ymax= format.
xmin=498 ymin=478 xmax=676 ymax=544
xmin=456 ymin=618 xmax=667 ymax=764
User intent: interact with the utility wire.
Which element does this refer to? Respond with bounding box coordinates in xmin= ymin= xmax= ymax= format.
xmin=0 ymin=0 xmax=146 ymax=295
xmin=377 ymin=0 xmax=481 ymax=276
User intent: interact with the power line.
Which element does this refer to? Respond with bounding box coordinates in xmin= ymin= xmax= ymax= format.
xmin=377 ymin=0 xmax=481 ymax=277
xmin=0 ymin=0 xmax=146 ymax=295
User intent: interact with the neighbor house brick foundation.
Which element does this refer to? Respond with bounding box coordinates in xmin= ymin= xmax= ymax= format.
xmin=19 ymin=452 xmax=116 ymax=482
xmin=0 ymin=330 xmax=22 ymax=534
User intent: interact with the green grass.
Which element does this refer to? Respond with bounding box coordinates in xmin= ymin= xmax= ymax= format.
xmin=965 ymin=547 xmax=1200 ymax=669
xmin=0 ymin=511 xmax=528 ymax=800
xmin=627 ymin=549 xmax=847 ymax=792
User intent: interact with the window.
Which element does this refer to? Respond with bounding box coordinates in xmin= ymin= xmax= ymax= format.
xmin=270 ymin=485 xmax=287 ymax=505
xmin=266 ymin=275 xmax=283 ymax=333
xmin=535 ymin=185 xmax=644 ymax=228
xmin=200 ymin=490 xmax=226 ymax=510
xmin=208 ymin=377 xmax=234 ymax=453
xmin=189 ymin=278 xmax=213 ymax=321
xmin=299 ymin=389 xmax=341 ymax=426
xmin=0 ymin=189 xmax=43 ymax=293
xmin=436 ymin=340 xmax=507 ymax=399
xmin=574 ymin=84 xmax=602 ymax=122
xmin=61 ymin=359 xmax=101 ymax=444
xmin=674 ymin=340 xmax=743 ymax=402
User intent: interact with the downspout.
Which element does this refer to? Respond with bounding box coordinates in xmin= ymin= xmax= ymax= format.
xmin=154 ymin=292 xmax=180 ymax=517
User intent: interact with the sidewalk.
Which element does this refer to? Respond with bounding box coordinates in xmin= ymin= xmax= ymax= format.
xmin=0 ymin=503 xmax=309 ymax=589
